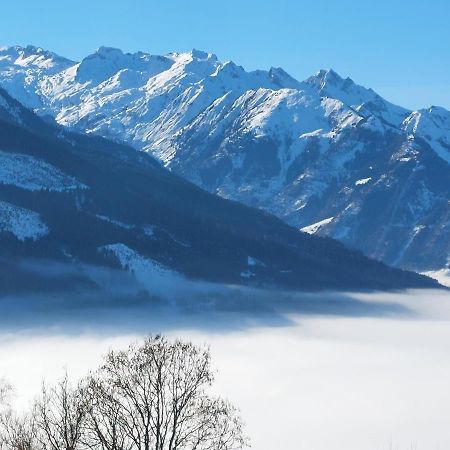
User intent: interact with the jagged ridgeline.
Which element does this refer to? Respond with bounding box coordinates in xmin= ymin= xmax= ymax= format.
xmin=0 ymin=45 xmax=448 ymax=273
xmin=0 ymin=88 xmax=438 ymax=294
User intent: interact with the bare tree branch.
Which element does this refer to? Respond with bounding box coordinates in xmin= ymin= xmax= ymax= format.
xmin=33 ymin=373 xmax=89 ymax=450
xmin=1 ymin=337 xmax=248 ymax=450
xmin=86 ymin=336 xmax=247 ymax=450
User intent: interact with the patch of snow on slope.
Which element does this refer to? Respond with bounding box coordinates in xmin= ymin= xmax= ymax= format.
xmin=95 ymin=215 xmax=133 ymax=229
xmin=247 ymin=256 xmax=266 ymax=267
xmin=142 ymin=225 xmax=156 ymax=237
xmin=301 ymin=217 xmax=334 ymax=234
xmin=423 ymin=269 xmax=450 ymax=288
xmin=0 ymin=150 xmax=87 ymax=191
xmin=99 ymin=243 xmax=184 ymax=295
xmin=240 ymin=270 xmax=255 ymax=279
xmin=0 ymin=201 xmax=48 ymax=241
xmin=355 ymin=177 xmax=371 ymax=186
xmin=403 ymin=107 xmax=450 ymax=165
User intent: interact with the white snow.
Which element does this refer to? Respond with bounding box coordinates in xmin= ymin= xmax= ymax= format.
xmin=402 ymin=107 xmax=450 ymax=165
xmin=423 ymin=269 xmax=450 ymax=288
xmin=0 ymin=44 xmax=448 ymax=174
xmin=95 ymin=215 xmax=132 ymax=229
xmin=0 ymin=45 xmax=369 ymax=168
xmin=301 ymin=217 xmax=334 ymax=234
xmin=247 ymin=256 xmax=266 ymax=267
xmin=355 ymin=177 xmax=371 ymax=186
xmin=1 ymin=45 xmax=449 ymax=272
xmin=98 ymin=243 xmax=184 ymax=295
xmin=0 ymin=150 xmax=87 ymax=191
xmin=0 ymin=200 xmax=48 ymax=241
xmin=142 ymin=225 xmax=156 ymax=237
xmin=240 ymin=270 xmax=255 ymax=278
xmin=305 ymin=68 xmax=409 ymax=127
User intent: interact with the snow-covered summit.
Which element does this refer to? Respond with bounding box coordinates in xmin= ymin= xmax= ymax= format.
xmin=0 ymin=45 xmax=74 ymax=71
xmin=0 ymin=44 xmax=429 ymax=158
xmin=75 ymin=46 xmax=174 ymax=83
xmin=0 ymin=44 xmax=449 ymax=272
xmin=304 ymin=68 xmax=410 ymax=127
xmin=0 ymin=44 xmax=417 ymax=134
xmin=402 ymin=105 xmax=450 ymax=164
xmin=267 ymin=67 xmax=302 ymax=89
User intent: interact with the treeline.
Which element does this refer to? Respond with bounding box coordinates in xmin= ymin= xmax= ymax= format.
xmin=0 ymin=336 xmax=246 ymax=450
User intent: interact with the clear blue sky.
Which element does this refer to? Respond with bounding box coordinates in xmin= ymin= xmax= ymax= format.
xmin=1 ymin=0 xmax=449 ymax=110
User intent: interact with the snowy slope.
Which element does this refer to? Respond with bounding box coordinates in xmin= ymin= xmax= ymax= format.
xmin=0 ymin=150 xmax=87 ymax=191
xmin=0 ymin=87 xmax=435 ymax=294
xmin=402 ymin=106 xmax=450 ymax=165
xmin=0 ymin=200 xmax=48 ymax=241
xmin=0 ymin=45 xmax=449 ymax=272
xmin=99 ymin=243 xmax=184 ymax=296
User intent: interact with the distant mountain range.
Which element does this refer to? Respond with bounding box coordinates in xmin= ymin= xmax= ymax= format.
xmin=0 ymin=45 xmax=448 ymax=274
xmin=0 ymin=86 xmax=438 ymax=294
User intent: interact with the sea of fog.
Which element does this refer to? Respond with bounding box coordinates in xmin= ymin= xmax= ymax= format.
xmin=1 ymin=287 xmax=450 ymax=450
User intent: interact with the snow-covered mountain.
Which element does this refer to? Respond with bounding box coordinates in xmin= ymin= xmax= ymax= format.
xmin=1 ymin=45 xmax=448 ymax=272
xmin=1 ymin=87 xmax=436 ymax=294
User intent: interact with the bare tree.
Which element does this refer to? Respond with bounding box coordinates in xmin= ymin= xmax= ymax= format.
xmin=0 ymin=411 xmax=38 ymax=450
xmin=85 ymin=336 xmax=247 ymax=450
xmin=0 ymin=379 xmax=38 ymax=450
xmin=83 ymin=377 xmax=133 ymax=450
xmin=0 ymin=379 xmax=11 ymax=409
xmin=33 ymin=373 xmax=89 ymax=450
xmin=1 ymin=337 xmax=247 ymax=450
xmin=0 ymin=379 xmax=11 ymax=450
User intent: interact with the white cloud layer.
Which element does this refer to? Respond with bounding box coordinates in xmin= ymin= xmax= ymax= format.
xmin=1 ymin=289 xmax=450 ymax=450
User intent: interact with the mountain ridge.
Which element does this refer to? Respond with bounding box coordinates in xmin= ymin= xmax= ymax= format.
xmin=0 ymin=86 xmax=438 ymax=294
xmin=1 ymin=44 xmax=448 ymax=272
